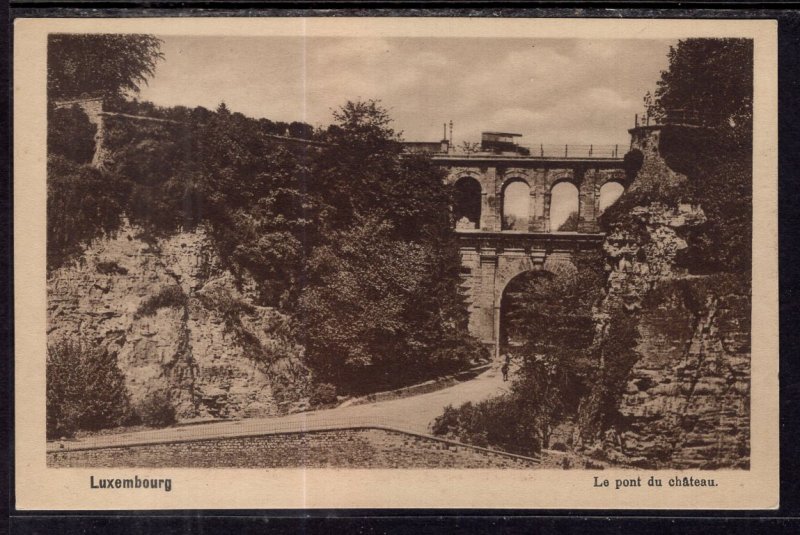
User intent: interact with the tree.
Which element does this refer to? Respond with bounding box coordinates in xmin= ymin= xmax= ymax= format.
xmin=646 ymin=38 xmax=753 ymax=273
xmin=298 ymin=216 xmax=478 ymax=393
xmin=313 ymin=100 xmax=452 ymax=240
xmin=299 ymin=100 xmax=482 ymax=392
xmin=558 ymin=211 xmax=580 ymax=232
xmin=48 ymin=34 xmax=163 ymax=100
xmin=651 ymin=38 xmax=753 ymax=146
xmin=288 ymin=121 xmax=314 ymax=139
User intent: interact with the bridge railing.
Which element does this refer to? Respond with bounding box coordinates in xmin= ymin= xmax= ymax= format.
xmin=516 ymin=144 xmax=623 ymax=159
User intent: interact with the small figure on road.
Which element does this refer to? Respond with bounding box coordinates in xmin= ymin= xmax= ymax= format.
xmin=501 ymin=361 xmax=509 ymax=382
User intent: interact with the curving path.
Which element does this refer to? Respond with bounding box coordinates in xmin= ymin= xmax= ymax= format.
xmin=48 ymin=358 xmax=517 ymax=453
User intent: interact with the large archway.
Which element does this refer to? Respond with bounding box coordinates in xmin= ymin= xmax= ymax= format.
xmin=502 ymin=179 xmax=530 ymax=231
xmin=495 ymin=254 xmax=581 ymax=361
xmin=453 ymin=176 xmax=482 ymax=229
xmin=499 ymin=270 xmax=554 ymax=356
xmin=550 ymin=182 xmax=579 ymax=232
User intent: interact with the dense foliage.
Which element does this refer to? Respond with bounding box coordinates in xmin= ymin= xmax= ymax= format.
xmin=299 ymin=216 xmax=481 ymax=393
xmin=47 ymin=339 xmax=131 ymax=439
xmin=47 ymin=155 xmax=125 ymax=270
xmin=650 ymin=38 xmax=753 ymax=147
xmin=299 ymin=101 xmax=484 ymax=393
xmin=104 ymin=97 xmax=315 ymax=139
xmin=48 ymin=93 xmax=483 ymax=397
xmin=136 ymin=390 xmax=177 ymax=428
xmin=48 ymin=34 xmax=163 ymax=100
xmin=48 ymin=104 xmax=97 ymax=163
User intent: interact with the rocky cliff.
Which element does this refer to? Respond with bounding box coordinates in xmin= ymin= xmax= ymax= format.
xmin=47 ymin=222 xmax=309 ymax=421
xmin=589 ymin=125 xmax=751 ymax=469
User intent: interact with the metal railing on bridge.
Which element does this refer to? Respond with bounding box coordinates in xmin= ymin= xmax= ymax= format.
xmin=516 ymin=144 xmax=622 ymax=159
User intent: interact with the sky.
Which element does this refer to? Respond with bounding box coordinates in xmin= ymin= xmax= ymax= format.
xmin=139 ymin=36 xmax=675 ymax=148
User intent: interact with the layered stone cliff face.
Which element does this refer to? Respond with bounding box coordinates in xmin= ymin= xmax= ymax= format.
xmin=620 ymin=280 xmax=750 ymax=468
xmin=47 ymin=222 xmax=309 ymax=420
xmin=593 ymin=126 xmax=751 ymax=468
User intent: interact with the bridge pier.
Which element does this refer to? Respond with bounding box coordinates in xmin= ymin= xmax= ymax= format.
xmin=578 ymin=169 xmax=600 ymax=233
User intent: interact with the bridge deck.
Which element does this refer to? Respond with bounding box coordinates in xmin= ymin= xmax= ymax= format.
xmin=433 ymin=154 xmax=625 ymax=165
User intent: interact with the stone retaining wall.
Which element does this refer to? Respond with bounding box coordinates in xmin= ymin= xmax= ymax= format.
xmin=48 ymin=428 xmax=539 ymax=469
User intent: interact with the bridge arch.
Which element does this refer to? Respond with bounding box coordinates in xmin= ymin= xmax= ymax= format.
xmin=549 ymin=181 xmax=580 ymax=232
xmin=453 ymin=175 xmax=483 ymax=229
xmin=494 ymin=254 xmax=577 ymax=305
xmin=594 ymin=170 xmax=628 ymax=216
xmin=491 ymin=253 xmax=577 ymax=356
xmin=596 ymin=170 xmax=627 ymax=188
xmin=501 ymin=178 xmax=531 ymax=231
xmin=546 ymin=170 xmax=578 ymax=190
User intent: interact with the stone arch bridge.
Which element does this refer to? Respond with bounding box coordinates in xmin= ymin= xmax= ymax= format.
xmin=429 ymin=139 xmax=647 ymax=355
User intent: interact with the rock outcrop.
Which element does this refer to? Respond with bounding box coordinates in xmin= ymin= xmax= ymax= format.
xmin=586 ymin=125 xmax=751 ymax=468
xmin=620 ymin=279 xmax=750 ymax=468
xmin=47 ymin=221 xmax=309 ymax=420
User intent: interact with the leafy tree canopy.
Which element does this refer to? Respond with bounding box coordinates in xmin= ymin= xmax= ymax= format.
xmin=650 ymin=38 xmax=753 ymax=145
xmin=48 ymin=34 xmax=163 ymax=100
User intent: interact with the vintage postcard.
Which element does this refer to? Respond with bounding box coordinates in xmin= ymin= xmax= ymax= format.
xmin=14 ymin=16 xmax=778 ymax=510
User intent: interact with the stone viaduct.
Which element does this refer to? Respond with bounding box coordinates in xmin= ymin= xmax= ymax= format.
xmin=428 ymin=135 xmax=647 ymax=355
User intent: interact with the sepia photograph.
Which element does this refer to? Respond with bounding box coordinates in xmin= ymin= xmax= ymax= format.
xmin=13 ymin=17 xmax=778 ymax=510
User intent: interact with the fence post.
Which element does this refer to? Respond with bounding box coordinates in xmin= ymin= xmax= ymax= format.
xmin=565 ymin=144 xmax=568 ymax=158
xmin=615 ymin=144 xmax=618 ymax=158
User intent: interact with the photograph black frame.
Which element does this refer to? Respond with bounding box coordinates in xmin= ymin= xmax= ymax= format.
xmin=3 ymin=3 xmax=800 ymax=533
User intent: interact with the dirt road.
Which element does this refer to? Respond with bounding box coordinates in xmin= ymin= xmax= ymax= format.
xmin=49 ymin=359 xmax=515 ymax=452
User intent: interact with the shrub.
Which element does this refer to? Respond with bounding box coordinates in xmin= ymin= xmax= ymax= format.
xmin=136 ymin=390 xmax=177 ymax=428
xmin=96 ymin=260 xmax=128 ymax=275
xmin=134 ymin=285 xmax=187 ymax=319
xmin=47 ymin=339 xmax=131 ymax=439
xmin=309 ymin=383 xmax=338 ymax=407
xmin=48 ymin=104 xmax=97 ymax=164
xmin=431 ymin=396 xmax=543 ymax=456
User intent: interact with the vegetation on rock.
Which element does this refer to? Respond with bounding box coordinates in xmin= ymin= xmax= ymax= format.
xmin=134 ymin=285 xmax=188 ymax=319
xmin=47 ymin=339 xmax=132 ymax=439
xmin=47 ymin=155 xmax=126 ymax=271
